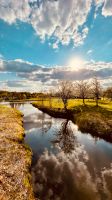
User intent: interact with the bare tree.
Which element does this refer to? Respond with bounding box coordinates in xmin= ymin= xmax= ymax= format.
xmin=75 ymin=80 xmax=90 ymax=105
xmin=103 ymin=87 xmax=112 ymax=101
xmin=47 ymin=88 xmax=55 ymax=108
xmin=92 ymin=77 xmax=101 ymax=106
xmin=58 ymin=80 xmax=73 ymax=110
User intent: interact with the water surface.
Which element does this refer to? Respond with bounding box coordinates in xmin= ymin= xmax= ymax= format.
xmin=1 ymin=102 xmax=112 ymax=200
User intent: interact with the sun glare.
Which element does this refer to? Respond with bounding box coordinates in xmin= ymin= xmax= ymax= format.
xmin=67 ymin=57 xmax=85 ymax=70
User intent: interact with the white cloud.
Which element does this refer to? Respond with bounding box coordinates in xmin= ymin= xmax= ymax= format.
xmin=95 ymin=0 xmax=112 ymax=17
xmin=0 ymin=58 xmax=112 ymax=91
xmin=102 ymin=0 xmax=112 ymax=16
xmin=87 ymin=49 xmax=93 ymax=54
xmin=0 ymin=0 xmax=92 ymax=47
xmin=0 ymin=0 xmax=111 ymax=47
xmin=0 ymin=80 xmax=42 ymax=92
xmin=30 ymin=0 xmax=92 ymax=46
xmin=0 ymin=0 xmax=31 ymax=24
xmin=0 ymin=0 xmax=112 ymax=49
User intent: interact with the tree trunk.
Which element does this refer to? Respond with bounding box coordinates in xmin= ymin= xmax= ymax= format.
xmin=49 ymin=97 xmax=52 ymax=108
xmin=83 ymin=97 xmax=85 ymax=105
xmin=96 ymin=98 xmax=98 ymax=107
xmin=64 ymin=103 xmax=67 ymax=111
xmin=63 ymin=99 xmax=68 ymax=111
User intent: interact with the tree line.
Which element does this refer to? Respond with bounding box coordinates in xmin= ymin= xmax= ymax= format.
xmin=0 ymin=91 xmax=42 ymax=101
xmin=55 ymin=77 xmax=112 ymax=109
xmin=0 ymin=78 xmax=112 ymax=108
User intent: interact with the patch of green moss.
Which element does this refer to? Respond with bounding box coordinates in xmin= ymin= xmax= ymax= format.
xmin=23 ymin=176 xmax=31 ymax=188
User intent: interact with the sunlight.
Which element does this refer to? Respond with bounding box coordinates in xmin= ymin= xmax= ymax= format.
xmin=67 ymin=56 xmax=85 ymax=70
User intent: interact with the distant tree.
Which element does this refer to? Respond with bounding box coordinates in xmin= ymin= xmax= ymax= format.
xmin=92 ymin=77 xmax=101 ymax=106
xmin=75 ymin=80 xmax=90 ymax=105
xmin=48 ymin=88 xmax=56 ymax=108
xmin=0 ymin=90 xmax=41 ymax=101
xmin=58 ymin=80 xmax=73 ymax=110
xmin=103 ymin=87 xmax=112 ymax=100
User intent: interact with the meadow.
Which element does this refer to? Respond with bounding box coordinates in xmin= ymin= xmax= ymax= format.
xmin=33 ymin=97 xmax=112 ymax=111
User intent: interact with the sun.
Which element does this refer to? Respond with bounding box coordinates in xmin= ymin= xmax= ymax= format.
xmin=67 ymin=56 xmax=85 ymax=70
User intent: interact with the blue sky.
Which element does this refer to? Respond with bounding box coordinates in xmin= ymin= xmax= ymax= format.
xmin=0 ymin=0 xmax=112 ymax=91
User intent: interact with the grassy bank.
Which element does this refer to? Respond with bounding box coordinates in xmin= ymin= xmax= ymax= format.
xmin=0 ymin=105 xmax=34 ymax=200
xmin=32 ymin=97 xmax=112 ymax=110
xmin=73 ymin=105 xmax=112 ymax=141
xmin=32 ymin=98 xmax=112 ymax=142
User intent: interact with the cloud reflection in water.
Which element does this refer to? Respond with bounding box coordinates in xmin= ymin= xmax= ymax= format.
xmin=32 ymin=120 xmax=112 ymax=200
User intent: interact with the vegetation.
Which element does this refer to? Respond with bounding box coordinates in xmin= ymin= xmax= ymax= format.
xmin=0 ymin=105 xmax=34 ymax=200
xmin=91 ymin=77 xmax=102 ymax=106
xmin=75 ymin=80 xmax=90 ymax=105
xmin=103 ymin=87 xmax=112 ymax=100
xmin=32 ymin=98 xmax=112 ymax=141
xmin=0 ymin=77 xmax=112 ymax=142
xmin=52 ymin=78 xmax=108 ymax=109
xmin=73 ymin=104 xmax=112 ymax=140
xmin=33 ymin=98 xmax=112 ymax=111
xmin=0 ymin=90 xmax=43 ymax=101
xmin=57 ymin=80 xmax=74 ymax=110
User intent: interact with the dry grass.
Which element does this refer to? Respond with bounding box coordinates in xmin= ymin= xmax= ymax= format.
xmin=0 ymin=105 xmax=35 ymax=200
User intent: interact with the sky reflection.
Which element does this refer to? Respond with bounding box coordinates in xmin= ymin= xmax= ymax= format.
xmin=1 ymin=102 xmax=112 ymax=199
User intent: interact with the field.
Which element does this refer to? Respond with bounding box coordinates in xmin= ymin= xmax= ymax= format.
xmin=33 ymin=98 xmax=112 ymax=112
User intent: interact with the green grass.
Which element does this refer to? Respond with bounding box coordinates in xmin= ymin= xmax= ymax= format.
xmin=33 ymin=98 xmax=112 ymax=112
xmin=33 ymin=98 xmax=112 ymax=140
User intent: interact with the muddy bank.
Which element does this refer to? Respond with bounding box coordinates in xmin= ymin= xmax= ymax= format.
xmin=0 ymin=105 xmax=35 ymax=200
xmin=32 ymin=103 xmax=112 ymax=142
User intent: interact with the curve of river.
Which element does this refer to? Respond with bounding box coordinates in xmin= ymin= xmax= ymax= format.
xmin=1 ymin=102 xmax=112 ymax=200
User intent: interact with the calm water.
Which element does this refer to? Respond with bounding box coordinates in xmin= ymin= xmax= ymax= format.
xmin=1 ymin=102 xmax=112 ymax=200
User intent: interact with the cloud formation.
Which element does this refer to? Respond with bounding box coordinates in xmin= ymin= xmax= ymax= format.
xmin=96 ymin=0 xmax=112 ymax=17
xmin=0 ymin=0 xmax=111 ymax=47
xmin=0 ymin=59 xmax=112 ymax=78
xmin=0 ymin=58 xmax=112 ymax=91
xmin=32 ymin=147 xmax=112 ymax=200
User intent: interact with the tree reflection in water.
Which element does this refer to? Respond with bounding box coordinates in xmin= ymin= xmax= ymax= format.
xmin=32 ymin=119 xmax=112 ymax=200
xmin=52 ymin=120 xmax=76 ymax=154
xmin=9 ymin=102 xmax=23 ymax=109
xmin=41 ymin=112 xmax=52 ymax=135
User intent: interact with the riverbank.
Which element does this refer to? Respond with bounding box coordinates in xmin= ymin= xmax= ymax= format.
xmin=32 ymin=101 xmax=112 ymax=142
xmin=0 ymin=105 xmax=34 ymax=200
xmin=35 ymin=105 xmax=74 ymax=119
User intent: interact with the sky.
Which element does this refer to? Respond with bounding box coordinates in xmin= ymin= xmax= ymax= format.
xmin=0 ymin=0 xmax=112 ymax=92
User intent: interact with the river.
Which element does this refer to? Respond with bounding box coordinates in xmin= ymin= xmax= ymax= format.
xmin=1 ymin=102 xmax=112 ymax=200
